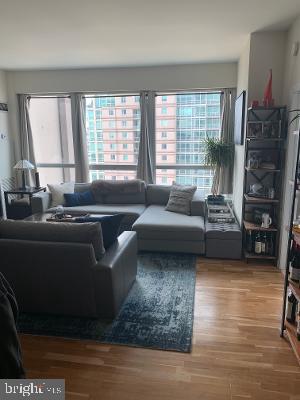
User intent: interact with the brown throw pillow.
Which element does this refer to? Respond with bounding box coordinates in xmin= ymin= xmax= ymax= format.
xmin=165 ymin=183 xmax=197 ymax=216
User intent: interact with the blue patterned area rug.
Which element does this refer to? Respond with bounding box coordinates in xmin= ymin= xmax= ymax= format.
xmin=18 ymin=252 xmax=196 ymax=353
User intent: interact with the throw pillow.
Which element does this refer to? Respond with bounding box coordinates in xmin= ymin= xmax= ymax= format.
xmin=64 ymin=191 xmax=95 ymax=207
xmin=75 ymin=214 xmax=124 ymax=249
xmin=165 ymin=183 xmax=197 ymax=215
xmin=47 ymin=182 xmax=75 ymax=207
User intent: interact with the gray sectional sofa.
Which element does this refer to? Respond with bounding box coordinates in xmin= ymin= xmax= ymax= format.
xmin=31 ymin=180 xmax=242 ymax=258
xmin=31 ymin=182 xmax=206 ymax=255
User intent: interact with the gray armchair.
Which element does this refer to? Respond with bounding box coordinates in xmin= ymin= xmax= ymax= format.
xmin=0 ymin=220 xmax=137 ymax=319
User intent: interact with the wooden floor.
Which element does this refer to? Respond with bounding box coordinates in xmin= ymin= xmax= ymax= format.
xmin=20 ymin=258 xmax=300 ymax=400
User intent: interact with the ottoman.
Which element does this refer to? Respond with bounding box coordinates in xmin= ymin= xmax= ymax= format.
xmin=205 ymin=222 xmax=242 ymax=259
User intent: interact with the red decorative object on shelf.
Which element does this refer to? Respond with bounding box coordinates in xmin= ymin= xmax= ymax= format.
xmin=263 ymin=69 xmax=274 ymax=107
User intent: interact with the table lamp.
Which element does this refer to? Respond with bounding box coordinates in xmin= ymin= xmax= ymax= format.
xmin=13 ymin=159 xmax=35 ymax=190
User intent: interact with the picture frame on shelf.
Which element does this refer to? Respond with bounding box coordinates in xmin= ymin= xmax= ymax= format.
xmin=247 ymin=121 xmax=263 ymax=138
xmin=263 ymin=121 xmax=280 ymax=138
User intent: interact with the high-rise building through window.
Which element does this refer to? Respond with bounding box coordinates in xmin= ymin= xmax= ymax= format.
xmin=155 ymin=92 xmax=221 ymax=196
xmin=85 ymin=95 xmax=140 ymax=181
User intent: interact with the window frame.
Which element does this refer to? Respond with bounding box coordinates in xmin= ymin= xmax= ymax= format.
xmin=85 ymin=94 xmax=141 ymax=178
xmin=155 ymin=90 xmax=222 ymax=194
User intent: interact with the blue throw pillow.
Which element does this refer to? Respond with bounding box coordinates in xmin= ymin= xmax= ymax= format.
xmin=64 ymin=191 xmax=95 ymax=207
xmin=75 ymin=214 xmax=125 ymax=249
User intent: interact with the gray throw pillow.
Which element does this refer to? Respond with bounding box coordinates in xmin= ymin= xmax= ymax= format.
xmin=165 ymin=183 xmax=197 ymax=215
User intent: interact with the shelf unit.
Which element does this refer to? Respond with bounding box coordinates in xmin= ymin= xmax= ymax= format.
xmin=244 ymin=194 xmax=279 ymax=204
xmin=245 ymin=167 xmax=281 ymax=172
xmin=243 ymin=221 xmax=277 ymax=232
xmin=242 ymin=106 xmax=286 ymax=262
xmin=280 ymin=126 xmax=300 ymax=365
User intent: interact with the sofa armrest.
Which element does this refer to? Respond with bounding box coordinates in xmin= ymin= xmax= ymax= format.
xmin=31 ymin=191 xmax=51 ymax=214
xmin=93 ymin=231 xmax=137 ymax=318
xmin=191 ymin=192 xmax=205 ymax=217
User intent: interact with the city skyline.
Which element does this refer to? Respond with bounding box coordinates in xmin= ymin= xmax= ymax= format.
xmin=86 ymin=92 xmax=221 ymax=196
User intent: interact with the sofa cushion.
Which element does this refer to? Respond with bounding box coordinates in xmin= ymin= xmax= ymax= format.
xmin=64 ymin=191 xmax=95 ymax=207
xmin=91 ymin=180 xmax=146 ymax=204
xmin=104 ymin=191 xmax=146 ymax=205
xmin=75 ymin=214 xmax=124 ymax=249
xmin=0 ymin=219 xmax=105 ymax=259
xmin=132 ymin=205 xmax=205 ymax=241
xmin=74 ymin=183 xmax=104 ymax=203
xmin=165 ymin=183 xmax=197 ymax=215
xmin=47 ymin=182 xmax=75 ymax=207
xmin=146 ymin=184 xmax=172 ymax=205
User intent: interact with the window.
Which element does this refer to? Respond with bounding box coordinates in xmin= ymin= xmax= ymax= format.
xmin=85 ymin=95 xmax=140 ymax=181
xmin=29 ymin=92 xmax=221 ymax=192
xmin=155 ymin=92 xmax=221 ymax=194
xmin=28 ymin=96 xmax=75 ymax=186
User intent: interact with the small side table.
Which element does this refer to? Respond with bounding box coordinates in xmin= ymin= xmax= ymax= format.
xmin=4 ymin=187 xmax=46 ymax=220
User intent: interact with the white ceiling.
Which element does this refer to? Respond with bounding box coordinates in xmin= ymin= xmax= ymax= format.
xmin=0 ymin=0 xmax=299 ymax=70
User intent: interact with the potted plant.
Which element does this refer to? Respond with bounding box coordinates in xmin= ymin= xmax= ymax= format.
xmin=205 ymin=138 xmax=234 ymax=195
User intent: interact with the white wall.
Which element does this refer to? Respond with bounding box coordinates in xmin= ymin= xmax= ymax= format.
xmin=233 ymin=39 xmax=250 ymax=224
xmin=248 ymin=32 xmax=287 ymax=104
xmin=283 ymin=15 xmax=300 ymax=103
xmin=6 ymin=62 xmax=237 ymax=160
xmin=0 ymin=70 xmax=12 ymax=180
xmin=278 ymin=16 xmax=300 ymax=272
xmin=7 ymin=62 xmax=237 ymax=94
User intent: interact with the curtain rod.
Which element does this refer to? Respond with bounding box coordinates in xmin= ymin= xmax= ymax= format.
xmin=84 ymin=90 xmax=224 ymax=99
xmin=26 ymin=95 xmax=71 ymax=99
xmin=20 ymin=87 xmax=236 ymax=98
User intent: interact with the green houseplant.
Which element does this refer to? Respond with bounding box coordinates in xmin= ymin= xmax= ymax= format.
xmin=205 ymin=137 xmax=234 ymax=195
xmin=205 ymin=138 xmax=234 ymax=168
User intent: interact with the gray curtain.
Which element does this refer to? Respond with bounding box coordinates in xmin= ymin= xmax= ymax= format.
xmin=17 ymin=94 xmax=36 ymax=186
xmin=212 ymin=88 xmax=237 ymax=195
xmin=71 ymin=93 xmax=89 ymax=183
xmin=136 ymin=91 xmax=156 ymax=183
